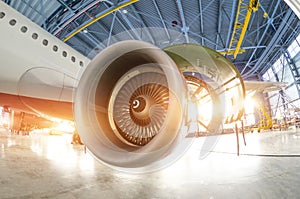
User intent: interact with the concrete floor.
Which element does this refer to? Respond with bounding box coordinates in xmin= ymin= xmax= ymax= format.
xmin=0 ymin=128 xmax=300 ymax=199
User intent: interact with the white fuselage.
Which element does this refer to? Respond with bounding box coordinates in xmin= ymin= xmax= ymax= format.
xmin=0 ymin=1 xmax=90 ymax=102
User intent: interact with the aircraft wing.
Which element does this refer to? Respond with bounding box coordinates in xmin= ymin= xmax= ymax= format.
xmin=244 ymin=81 xmax=287 ymax=97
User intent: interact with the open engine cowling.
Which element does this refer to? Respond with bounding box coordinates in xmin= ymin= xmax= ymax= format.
xmin=164 ymin=44 xmax=245 ymax=131
xmin=74 ymin=40 xmax=190 ymax=171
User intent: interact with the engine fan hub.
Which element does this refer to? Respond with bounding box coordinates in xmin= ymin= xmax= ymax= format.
xmin=132 ymin=97 xmax=146 ymax=112
xmin=130 ymin=95 xmax=152 ymax=123
xmin=108 ymin=67 xmax=170 ymax=147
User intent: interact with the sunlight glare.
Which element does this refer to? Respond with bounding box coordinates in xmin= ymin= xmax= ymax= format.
xmin=244 ymin=96 xmax=255 ymax=114
xmin=51 ymin=120 xmax=75 ymax=133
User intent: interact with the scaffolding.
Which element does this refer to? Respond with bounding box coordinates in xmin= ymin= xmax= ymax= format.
xmin=257 ymin=104 xmax=273 ymax=132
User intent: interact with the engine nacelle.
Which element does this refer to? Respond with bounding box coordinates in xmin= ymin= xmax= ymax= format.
xmin=74 ymin=40 xmax=245 ymax=172
xmin=74 ymin=40 xmax=191 ymax=171
xmin=164 ymin=44 xmax=245 ymax=131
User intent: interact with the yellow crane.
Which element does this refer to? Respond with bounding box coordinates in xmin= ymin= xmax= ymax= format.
xmin=224 ymin=0 xmax=260 ymax=59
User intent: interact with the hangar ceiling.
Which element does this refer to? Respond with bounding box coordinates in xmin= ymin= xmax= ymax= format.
xmin=2 ymin=0 xmax=300 ymax=79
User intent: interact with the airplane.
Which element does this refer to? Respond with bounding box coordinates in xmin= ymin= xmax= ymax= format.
xmin=0 ymin=1 xmax=286 ymax=172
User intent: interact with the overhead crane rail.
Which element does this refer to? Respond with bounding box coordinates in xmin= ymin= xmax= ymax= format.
xmin=225 ymin=0 xmax=259 ymax=59
xmin=62 ymin=0 xmax=139 ymax=42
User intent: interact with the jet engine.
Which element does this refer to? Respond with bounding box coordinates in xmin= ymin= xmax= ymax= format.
xmin=14 ymin=40 xmax=245 ymax=171
xmin=74 ymin=40 xmax=245 ymax=171
xmin=74 ymin=40 xmax=190 ymax=171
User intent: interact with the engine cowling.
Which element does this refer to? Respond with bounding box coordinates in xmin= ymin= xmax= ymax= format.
xmin=74 ymin=40 xmax=245 ymax=172
xmin=164 ymin=44 xmax=245 ymax=131
xmin=74 ymin=40 xmax=191 ymax=172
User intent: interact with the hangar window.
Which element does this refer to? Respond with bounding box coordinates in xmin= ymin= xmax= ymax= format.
xmin=273 ymin=57 xmax=282 ymax=74
xmin=62 ymin=51 xmax=67 ymax=57
xmin=42 ymin=39 xmax=48 ymax=46
xmin=32 ymin=33 xmax=38 ymax=40
xmin=287 ymin=37 xmax=300 ymax=58
xmin=0 ymin=12 xmax=5 ymax=19
xmin=266 ymin=68 xmax=274 ymax=80
xmin=262 ymin=72 xmax=270 ymax=80
xmin=71 ymin=56 xmax=76 ymax=62
xmin=9 ymin=19 xmax=16 ymax=26
xmin=20 ymin=26 xmax=28 ymax=33
xmin=53 ymin=45 xmax=58 ymax=52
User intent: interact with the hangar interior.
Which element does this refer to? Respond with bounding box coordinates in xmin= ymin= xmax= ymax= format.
xmin=2 ymin=0 xmax=300 ymax=130
xmin=0 ymin=0 xmax=300 ymax=198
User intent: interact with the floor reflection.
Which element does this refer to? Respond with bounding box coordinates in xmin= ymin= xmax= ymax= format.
xmin=0 ymin=128 xmax=95 ymax=173
xmin=0 ymin=127 xmax=300 ymax=198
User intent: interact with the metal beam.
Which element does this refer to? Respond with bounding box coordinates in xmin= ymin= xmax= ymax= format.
xmin=40 ymin=0 xmax=47 ymax=28
xmin=257 ymin=22 xmax=300 ymax=76
xmin=19 ymin=0 xmax=42 ymax=19
xmin=16 ymin=0 xmax=23 ymax=11
xmin=53 ymin=0 xmax=103 ymax=35
xmin=80 ymin=31 xmax=103 ymax=48
xmin=188 ymin=31 xmax=221 ymax=48
xmin=107 ymin=12 xmax=117 ymax=46
xmin=57 ymin=0 xmax=73 ymax=12
xmin=241 ymin=0 xmax=281 ymax=75
xmin=219 ymin=45 xmax=265 ymax=54
xmin=127 ymin=4 xmax=156 ymax=44
xmin=259 ymin=4 xmax=277 ymax=30
xmin=279 ymin=55 xmax=286 ymax=83
xmin=152 ymin=0 xmax=170 ymax=40
xmin=283 ymin=49 xmax=300 ymax=98
xmin=20 ymin=0 xmax=29 ymax=13
xmin=57 ymin=0 xmax=104 ymax=47
xmin=102 ymin=2 xmax=136 ymax=40
xmin=190 ymin=0 xmax=216 ymax=26
xmin=242 ymin=9 xmax=295 ymax=78
xmin=284 ymin=0 xmax=300 ymax=19
xmin=25 ymin=0 xmax=40 ymax=20
xmin=63 ymin=0 xmax=139 ymax=42
xmin=176 ymin=0 xmax=189 ymax=43
xmin=216 ymin=0 xmax=225 ymax=50
xmin=219 ymin=49 xmax=245 ymax=55
xmin=259 ymin=51 xmax=279 ymax=76
xmin=178 ymin=0 xmax=216 ymax=45
xmin=198 ymin=0 xmax=204 ymax=45
xmin=117 ymin=9 xmax=142 ymax=40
